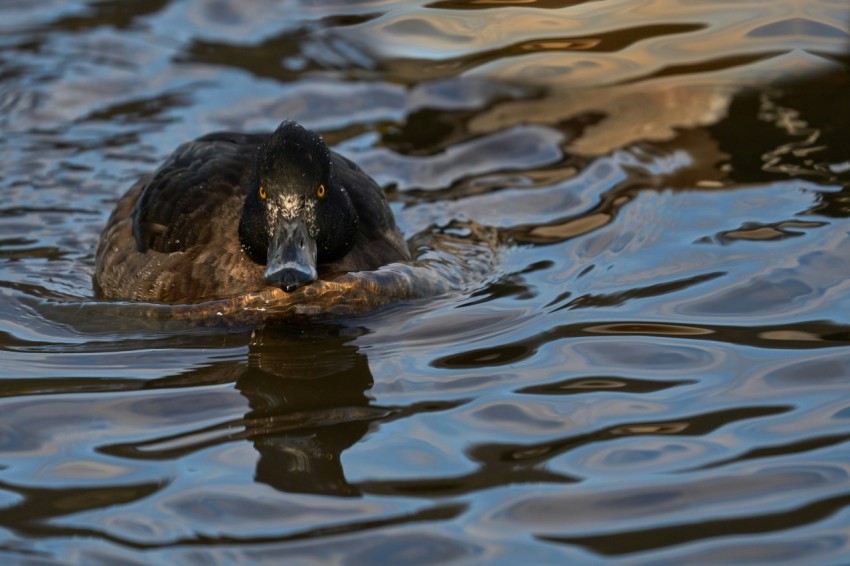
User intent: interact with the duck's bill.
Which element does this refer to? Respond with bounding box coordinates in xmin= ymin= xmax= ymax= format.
xmin=264 ymin=217 xmax=318 ymax=292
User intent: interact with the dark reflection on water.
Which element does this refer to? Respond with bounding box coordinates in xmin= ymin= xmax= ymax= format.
xmin=2 ymin=0 xmax=850 ymax=563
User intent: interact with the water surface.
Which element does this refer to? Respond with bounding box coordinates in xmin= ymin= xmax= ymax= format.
xmin=2 ymin=0 xmax=850 ymax=563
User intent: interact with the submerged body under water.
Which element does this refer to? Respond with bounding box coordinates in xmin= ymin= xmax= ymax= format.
xmin=87 ymin=217 xmax=501 ymax=325
xmin=2 ymin=1 xmax=850 ymax=563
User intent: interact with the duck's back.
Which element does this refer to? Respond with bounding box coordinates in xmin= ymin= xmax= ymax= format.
xmin=94 ymin=131 xmax=409 ymax=303
xmin=133 ymin=132 xmax=263 ymax=254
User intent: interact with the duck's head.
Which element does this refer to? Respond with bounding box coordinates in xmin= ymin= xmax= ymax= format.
xmin=239 ymin=121 xmax=358 ymax=292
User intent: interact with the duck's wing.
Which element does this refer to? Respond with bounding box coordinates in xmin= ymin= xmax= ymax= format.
xmin=330 ymin=151 xmax=411 ymax=268
xmin=331 ymin=152 xmax=399 ymax=237
xmin=133 ymin=132 xmax=268 ymax=253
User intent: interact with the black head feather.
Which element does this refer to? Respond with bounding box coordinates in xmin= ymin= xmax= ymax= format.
xmin=239 ymin=122 xmax=358 ymax=272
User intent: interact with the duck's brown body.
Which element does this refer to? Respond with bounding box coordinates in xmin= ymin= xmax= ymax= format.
xmin=94 ymin=128 xmax=409 ymax=303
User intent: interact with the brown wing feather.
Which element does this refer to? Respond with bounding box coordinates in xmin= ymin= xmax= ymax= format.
xmin=134 ymin=132 xmax=267 ymax=253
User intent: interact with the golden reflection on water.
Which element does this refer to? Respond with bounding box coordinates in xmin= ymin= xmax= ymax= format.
xmin=353 ymin=0 xmax=848 ymax=84
xmin=587 ymin=323 xmax=714 ymax=336
xmin=342 ymin=0 xmax=849 ymax=156
xmin=529 ymin=211 xmax=611 ymax=241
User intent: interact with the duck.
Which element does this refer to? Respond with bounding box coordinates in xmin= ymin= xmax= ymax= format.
xmin=94 ymin=121 xmax=411 ymax=303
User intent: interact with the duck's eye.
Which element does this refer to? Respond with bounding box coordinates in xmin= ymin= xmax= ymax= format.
xmin=258 ymin=185 xmax=267 ymax=200
xmin=316 ymin=184 xmax=326 ymax=199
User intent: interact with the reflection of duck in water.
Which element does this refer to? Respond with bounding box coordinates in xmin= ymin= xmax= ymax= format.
xmin=240 ymin=326 xmax=376 ymax=496
xmin=128 ymin=326 xmax=377 ymax=496
xmin=95 ymin=121 xmax=410 ymax=303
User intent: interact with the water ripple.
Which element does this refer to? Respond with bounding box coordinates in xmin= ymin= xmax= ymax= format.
xmin=1 ymin=1 xmax=849 ymax=564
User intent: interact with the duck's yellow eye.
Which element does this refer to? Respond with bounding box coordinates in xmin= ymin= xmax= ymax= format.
xmin=316 ymin=184 xmax=326 ymax=198
xmin=258 ymin=185 xmax=267 ymax=200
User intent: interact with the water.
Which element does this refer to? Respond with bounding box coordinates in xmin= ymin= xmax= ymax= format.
xmin=2 ymin=0 xmax=850 ymax=563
